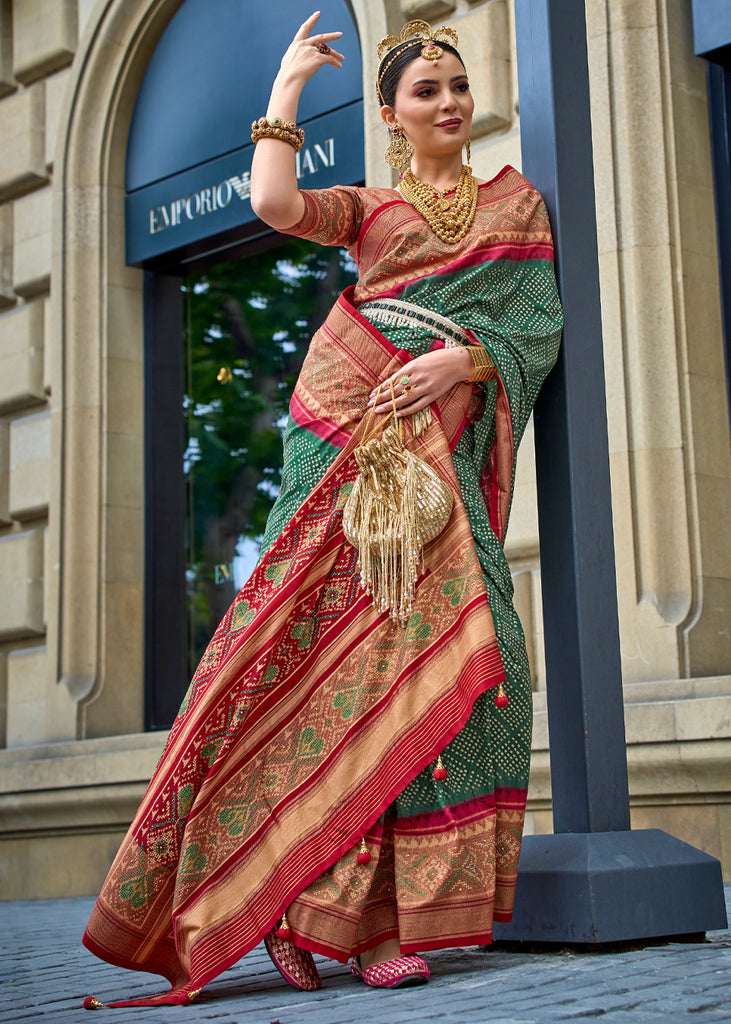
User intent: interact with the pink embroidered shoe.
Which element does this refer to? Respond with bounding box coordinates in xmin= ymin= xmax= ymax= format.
xmin=264 ymin=928 xmax=322 ymax=991
xmin=350 ymin=954 xmax=430 ymax=988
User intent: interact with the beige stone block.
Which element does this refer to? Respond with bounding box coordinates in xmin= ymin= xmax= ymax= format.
xmin=44 ymin=66 xmax=72 ymax=170
xmin=106 ymin=355 xmax=143 ymax=435
xmin=609 ymin=34 xmax=670 ymax=252
xmin=685 ymin=576 xmax=731 ymax=679
xmin=688 ymin=374 xmax=731 ymax=480
xmin=105 ymin=506 xmax=143 ymax=586
xmin=629 ymin=445 xmax=692 ymax=625
xmin=530 ymin=568 xmax=545 ymax=689
xmin=720 ymin=805 xmax=731 ymax=884
xmin=681 ymin=253 xmax=725 ymax=379
xmin=43 ymin=517 xmax=51 ymax=630
xmin=0 ymin=0 xmax=15 ymax=97
xmin=105 ymin=186 xmax=145 ymax=290
xmin=0 ymin=528 xmax=44 ymax=639
xmin=471 ymin=130 xmax=521 ymax=182
xmin=0 ymin=418 xmax=8 ymax=523
xmin=677 ymin=181 xmax=720 ymax=261
xmin=597 ymin=257 xmax=629 ymax=454
xmin=512 ymin=566 xmax=538 ymax=684
xmin=0 ymin=649 xmax=6 ymax=747
xmin=107 ymin=431 xmax=143 ymax=510
xmin=607 ymin=0 xmax=658 ymax=31
xmin=0 ymin=732 xmax=166 ymax=793
xmin=77 ymin=0 xmax=100 ymax=39
xmin=42 ymin=294 xmax=52 ymax=394
xmin=6 ymin=639 xmax=79 ymax=747
xmin=5 ymin=644 xmax=47 ymax=746
xmin=665 ymin=0 xmax=706 ymax=96
xmin=86 ymin=583 xmax=145 ymax=738
xmin=0 ymin=828 xmax=127 ymax=898
xmin=526 ymin=809 xmax=553 ymax=836
xmin=0 ymin=201 xmax=14 ymax=308
xmin=13 ymin=185 xmax=50 ymax=296
xmin=620 ymin=245 xmax=681 ymax=451
xmin=624 ymin=676 xmax=731 ymax=703
xmin=695 ymin=473 xmax=731 ymax=580
xmin=674 ymin=696 xmax=731 ymax=743
xmin=624 ymin=700 xmax=676 ymax=746
xmin=454 ymin=2 xmax=512 ymax=135
xmin=0 ymin=299 xmax=44 ymax=412
xmin=0 ymin=83 xmax=47 ymax=202
xmin=8 ymin=408 xmax=50 ymax=520
xmin=106 ymin=283 xmax=144 ymax=365
xmin=400 ymin=0 xmax=456 ymax=20
xmin=584 ymin=0 xmax=607 ymax=40
xmin=587 ymin=30 xmax=616 ymax=257
xmin=670 ymin=84 xmax=713 ymax=191
xmin=12 ymin=0 xmax=76 ymax=85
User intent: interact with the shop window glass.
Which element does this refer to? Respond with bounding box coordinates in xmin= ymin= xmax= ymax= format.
xmin=181 ymin=240 xmax=357 ymax=677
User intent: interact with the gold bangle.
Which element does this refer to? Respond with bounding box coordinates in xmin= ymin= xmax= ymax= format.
xmin=466 ymin=345 xmax=496 ymax=383
xmin=251 ymin=116 xmax=305 ymax=152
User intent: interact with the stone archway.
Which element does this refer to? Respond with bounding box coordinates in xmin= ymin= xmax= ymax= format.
xmin=51 ymin=0 xmax=188 ymax=739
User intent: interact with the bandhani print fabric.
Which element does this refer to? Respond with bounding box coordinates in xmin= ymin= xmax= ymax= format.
xmin=82 ymin=165 xmax=562 ymax=1006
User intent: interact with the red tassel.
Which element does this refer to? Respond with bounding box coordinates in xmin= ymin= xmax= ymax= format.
xmin=276 ymin=911 xmax=292 ymax=940
xmin=357 ymin=838 xmax=372 ymax=865
xmin=495 ymin=683 xmax=508 ymax=709
xmin=433 ymin=755 xmax=448 ymax=781
xmin=83 ymin=997 xmax=104 ymax=1010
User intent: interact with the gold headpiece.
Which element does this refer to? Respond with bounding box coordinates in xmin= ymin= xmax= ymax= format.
xmin=377 ymin=20 xmax=459 ymax=104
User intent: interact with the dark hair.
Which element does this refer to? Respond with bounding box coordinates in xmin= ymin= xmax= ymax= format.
xmin=377 ymin=41 xmax=466 ymax=107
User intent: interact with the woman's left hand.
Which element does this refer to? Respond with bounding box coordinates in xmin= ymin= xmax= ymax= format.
xmin=367 ymin=346 xmax=473 ymax=415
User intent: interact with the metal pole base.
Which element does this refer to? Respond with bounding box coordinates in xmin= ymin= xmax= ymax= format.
xmin=493 ymin=829 xmax=728 ymax=945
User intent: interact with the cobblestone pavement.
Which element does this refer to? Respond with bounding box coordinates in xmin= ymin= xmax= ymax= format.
xmin=1 ymin=886 xmax=729 ymax=1024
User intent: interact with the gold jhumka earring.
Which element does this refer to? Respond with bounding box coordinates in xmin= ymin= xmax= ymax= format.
xmin=384 ymin=124 xmax=413 ymax=175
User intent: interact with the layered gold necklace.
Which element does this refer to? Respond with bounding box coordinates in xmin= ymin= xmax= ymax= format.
xmin=398 ymin=165 xmax=478 ymax=244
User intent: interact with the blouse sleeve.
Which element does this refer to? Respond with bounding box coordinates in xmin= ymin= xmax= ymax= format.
xmin=285 ymin=186 xmax=365 ymax=248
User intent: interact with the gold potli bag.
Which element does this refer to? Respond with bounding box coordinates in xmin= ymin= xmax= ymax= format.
xmin=343 ymin=382 xmax=453 ymax=623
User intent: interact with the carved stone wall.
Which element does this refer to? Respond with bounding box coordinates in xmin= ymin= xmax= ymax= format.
xmin=0 ymin=0 xmax=728 ymax=898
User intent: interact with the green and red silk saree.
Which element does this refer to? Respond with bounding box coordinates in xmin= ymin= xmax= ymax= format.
xmin=83 ymin=166 xmax=562 ymax=1007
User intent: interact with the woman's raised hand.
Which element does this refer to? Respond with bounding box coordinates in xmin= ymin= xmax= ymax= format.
xmin=278 ymin=11 xmax=344 ymax=84
xmin=251 ymin=12 xmax=343 ymax=229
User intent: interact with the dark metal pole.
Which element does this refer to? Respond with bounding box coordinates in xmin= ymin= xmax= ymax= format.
xmin=493 ymin=0 xmax=728 ymax=944
xmin=514 ymin=0 xmax=629 ymax=833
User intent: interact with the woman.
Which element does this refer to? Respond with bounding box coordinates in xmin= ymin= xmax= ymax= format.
xmin=82 ymin=12 xmax=562 ymax=1008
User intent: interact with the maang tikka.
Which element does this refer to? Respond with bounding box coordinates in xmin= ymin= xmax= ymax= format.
xmin=384 ymin=123 xmax=414 ymax=175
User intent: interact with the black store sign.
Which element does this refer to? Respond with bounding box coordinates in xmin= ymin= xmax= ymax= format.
xmin=125 ymin=102 xmax=364 ymax=265
xmin=124 ymin=0 xmax=364 ymax=268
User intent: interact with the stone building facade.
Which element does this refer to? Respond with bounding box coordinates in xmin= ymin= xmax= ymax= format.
xmin=0 ymin=0 xmax=729 ymax=899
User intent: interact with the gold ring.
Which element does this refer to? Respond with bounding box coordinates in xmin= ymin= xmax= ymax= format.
xmin=403 ymin=384 xmax=413 ymax=393
xmin=314 ymin=41 xmax=331 ymax=54
xmin=399 ymin=375 xmax=410 ymax=386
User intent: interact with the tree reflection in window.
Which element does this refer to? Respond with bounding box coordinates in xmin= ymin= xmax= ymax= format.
xmin=182 ymin=239 xmax=357 ymax=675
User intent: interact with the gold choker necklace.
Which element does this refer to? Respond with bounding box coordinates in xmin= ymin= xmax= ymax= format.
xmin=398 ymin=165 xmax=478 ymax=243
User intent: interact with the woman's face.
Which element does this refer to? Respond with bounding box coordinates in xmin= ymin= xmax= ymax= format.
xmin=382 ymin=51 xmax=474 ymax=161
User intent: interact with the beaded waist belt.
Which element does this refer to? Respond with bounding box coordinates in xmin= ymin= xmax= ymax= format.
xmin=359 ymin=297 xmax=470 ymax=348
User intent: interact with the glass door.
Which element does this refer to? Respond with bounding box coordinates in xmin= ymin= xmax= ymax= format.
xmin=181 ymin=239 xmax=357 ymax=680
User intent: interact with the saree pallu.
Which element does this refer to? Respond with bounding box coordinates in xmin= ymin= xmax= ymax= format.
xmin=83 ymin=290 xmax=509 ymax=1007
